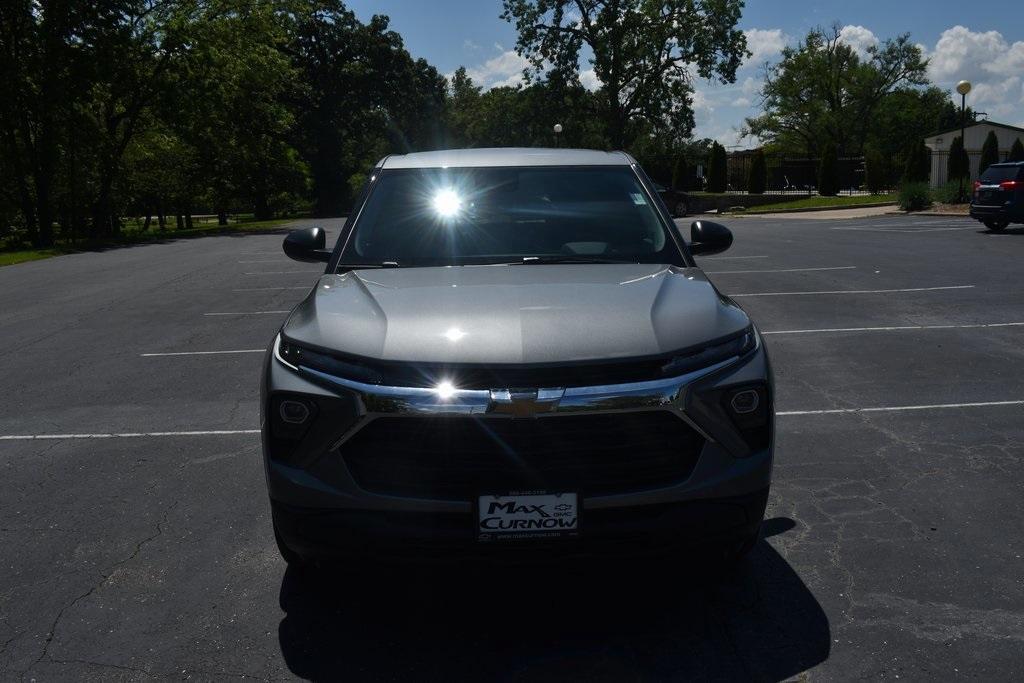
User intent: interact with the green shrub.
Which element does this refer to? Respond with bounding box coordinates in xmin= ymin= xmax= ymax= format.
xmin=932 ymin=180 xmax=967 ymax=205
xmin=898 ymin=182 xmax=932 ymax=212
xmin=1009 ymin=137 xmax=1024 ymax=163
xmin=903 ymin=140 xmax=931 ymax=183
xmin=947 ymin=135 xmax=969 ymax=181
xmin=747 ymin=149 xmax=767 ymax=194
xmin=707 ymin=142 xmax=727 ymax=193
xmin=979 ymin=130 xmax=1000 ymax=174
xmin=864 ymin=147 xmax=887 ymax=194
xmin=817 ymin=143 xmax=839 ymax=196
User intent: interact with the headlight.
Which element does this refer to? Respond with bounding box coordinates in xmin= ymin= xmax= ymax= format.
xmin=660 ymin=327 xmax=756 ymax=377
xmin=275 ymin=335 xmax=383 ymax=385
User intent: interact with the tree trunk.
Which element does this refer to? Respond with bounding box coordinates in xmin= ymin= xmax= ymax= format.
xmin=184 ymin=211 xmax=193 ymax=230
xmin=217 ymin=211 xmax=228 ymax=226
xmin=35 ymin=178 xmax=54 ymax=248
xmin=158 ymin=207 xmax=166 ymax=230
xmin=175 ymin=214 xmax=184 ymax=230
xmin=143 ymin=213 xmax=152 ymax=231
xmin=254 ymin=194 xmax=273 ymax=221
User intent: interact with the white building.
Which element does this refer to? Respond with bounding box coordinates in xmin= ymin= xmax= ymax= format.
xmin=923 ymin=121 xmax=1024 ymax=187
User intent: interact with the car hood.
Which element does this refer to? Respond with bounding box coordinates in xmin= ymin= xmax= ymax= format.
xmin=282 ymin=264 xmax=750 ymax=365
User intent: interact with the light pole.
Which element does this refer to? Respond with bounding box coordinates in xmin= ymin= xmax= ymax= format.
xmin=553 ymin=123 xmax=563 ymax=147
xmin=956 ymin=80 xmax=972 ymax=202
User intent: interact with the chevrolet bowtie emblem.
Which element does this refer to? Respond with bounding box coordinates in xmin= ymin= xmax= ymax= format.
xmin=488 ymin=388 xmax=565 ymax=417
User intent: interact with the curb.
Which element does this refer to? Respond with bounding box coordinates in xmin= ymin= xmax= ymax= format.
xmin=900 ymin=211 xmax=971 ymax=217
xmin=731 ymin=201 xmax=897 ymax=215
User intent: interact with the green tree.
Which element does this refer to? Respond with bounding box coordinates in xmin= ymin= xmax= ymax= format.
xmin=672 ymin=154 xmax=688 ymax=191
xmin=1010 ymin=138 xmax=1024 ymax=162
xmin=744 ymin=24 xmax=927 ymax=156
xmin=934 ymin=98 xmax=977 ymax=134
xmin=284 ymin=2 xmax=436 ymax=216
xmin=864 ymin=147 xmax=887 ymax=194
xmin=902 ymin=140 xmax=931 ymax=184
xmin=947 ymin=135 xmax=969 ymax=181
xmin=707 ymin=142 xmax=728 ymax=193
xmin=979 ymin=131 xmax=1000 ymax=174
xmin=870 ymin=87 xmax=969 ymax=159
xmin=501 ymin=0 xmax=748 ymax=149
xmin=818 ymin=143 xmax=839 ymax=196
xmin=747 ymin=149 xmax=767 ymax=194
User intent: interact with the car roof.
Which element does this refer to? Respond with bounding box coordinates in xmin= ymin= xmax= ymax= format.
xmin=990 ymin=161 xmax=1024 ymax=167
xmin=378 ymin=147 xmax=633 ymax=169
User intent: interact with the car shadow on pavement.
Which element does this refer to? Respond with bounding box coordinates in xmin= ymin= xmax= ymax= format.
xmin=276 ymin=517 xmax=829 ymax=681
xmin=977 ymin=227 xmax=1024 ymax=235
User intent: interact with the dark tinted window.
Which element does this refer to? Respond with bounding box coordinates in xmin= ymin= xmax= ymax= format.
xmin=980 ymin=165 xmax=1022 ymax=183
xmin=340 ymin=166 xmax=681 ymax=267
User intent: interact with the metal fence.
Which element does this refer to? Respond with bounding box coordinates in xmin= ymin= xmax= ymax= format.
xmin=642 ymin=153 xmax=905 ymax=195
xmin=643 ymin=148 xmax=1022 ymax=196
xmin=926 ymin=150 xmax=1020 ymax=187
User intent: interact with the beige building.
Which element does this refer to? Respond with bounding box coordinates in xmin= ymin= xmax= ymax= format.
xmin=923 ymin=121 xmax=1024 ymax=187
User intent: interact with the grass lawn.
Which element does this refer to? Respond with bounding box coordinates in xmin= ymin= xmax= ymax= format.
xmin=0 ymin=216 xmax=300 ymax=268
xmin=742 ymin=193 xmax=896 ymax=213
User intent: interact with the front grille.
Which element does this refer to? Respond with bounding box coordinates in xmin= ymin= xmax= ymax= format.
xmin=341 ymin=412 xmax=704 ymax=501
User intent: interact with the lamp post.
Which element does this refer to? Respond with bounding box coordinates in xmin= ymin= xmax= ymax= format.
xmin=956 ymin=80 xmax=972 ymax=202
xmin=553 ymin=123 xmax=563 ymax=147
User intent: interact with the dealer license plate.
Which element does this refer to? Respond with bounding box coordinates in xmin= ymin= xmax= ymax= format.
xmin=477 ymin=492 xmax=579 ymax=541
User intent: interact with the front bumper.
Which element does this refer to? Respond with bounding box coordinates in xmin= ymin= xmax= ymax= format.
xmin=261 ymin=333 xmax=774 ymax=557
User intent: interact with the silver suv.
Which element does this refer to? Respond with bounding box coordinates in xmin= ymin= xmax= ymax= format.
xmin=261 ymin=148 xmax=773 ymax=567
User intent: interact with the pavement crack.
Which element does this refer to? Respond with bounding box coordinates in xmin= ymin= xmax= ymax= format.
xmin=18 ymin=500 xmax=180 ymax=680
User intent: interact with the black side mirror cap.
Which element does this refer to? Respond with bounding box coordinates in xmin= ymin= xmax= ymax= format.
xmin=689 ymin=220 xmax=733 ymax=256
xmin=283 ymin=227 xmax=331 ymax=263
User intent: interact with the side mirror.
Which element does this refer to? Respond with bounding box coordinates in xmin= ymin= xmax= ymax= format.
xmin=689 ymin=220 xmax=733 ymax=256
xmin=283 ymin=227 xmax=331 ymax=263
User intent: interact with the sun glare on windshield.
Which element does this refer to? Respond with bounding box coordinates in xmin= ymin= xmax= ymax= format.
xmin=431 ymin=188 xmax=462 ymax=218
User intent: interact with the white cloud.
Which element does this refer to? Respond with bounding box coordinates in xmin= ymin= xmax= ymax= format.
xmin=924 ymin=26 xmax=1024 ymax=126
xmin=463 ymin=39 xmax=480 ymax=51
xmin=463 ymin=50 xmax=531 ymax=89
xmin=579 ymin=68 xmax=601 ymax=91
xmin=838 ymin=25 xmax=878 ymax=58
xmin=744 ymin=28 xmax=788 ymax=66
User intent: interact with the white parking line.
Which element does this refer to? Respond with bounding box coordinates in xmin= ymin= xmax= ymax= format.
xmin=778 ymin=400 xmax=1024 ymax=416
xmin=244 ymin=270 xmax=320 ymax=275
xmin=232 ymin=286 xmax=309 ymax=291
xmin=141 ymin=349 xmax=263 ymax=357
xmin=732 ymin=285 xmax=974 ymax=297
xmin=764 ymin=321 xmax=1024 ymax=335
xmin=832 ymin=219 xmax=969 ymax=229
xmin=831 ymin=226 xmax=972 ymax=233
xmin=707 ymin=266 xmax=856 ymax=275
xmin=699 ymin=255 xmax=770 ymax=260
xmin=0 ymin=430 xmax=260 ymax=441
xmin=203 ymin=311 xmax=289 ymax=316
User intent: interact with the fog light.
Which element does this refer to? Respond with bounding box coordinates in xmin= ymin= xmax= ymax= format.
xmin=730 ymin=389 xmax=760 ymax=414
xmin=279 ymin=400 xmax=310 ymax=424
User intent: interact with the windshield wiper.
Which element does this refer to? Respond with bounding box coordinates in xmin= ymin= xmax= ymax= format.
xmin=517 ymin=255 xmax=635 ymax=265
xmin=336 ymin=261 xmax=401 ymax=271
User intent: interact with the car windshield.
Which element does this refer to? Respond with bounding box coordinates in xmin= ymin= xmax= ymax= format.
xmin=337 ymin=166 xmax=682 ymax=268
xmin=980 ymin=166 xmax=1022 ymax=183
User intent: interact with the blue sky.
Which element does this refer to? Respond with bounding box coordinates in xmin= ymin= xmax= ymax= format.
xmin=347 ymin=0 xmax=1024 ymax=145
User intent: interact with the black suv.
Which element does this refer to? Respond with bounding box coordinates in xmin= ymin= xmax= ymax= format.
xmin=970 ymin=162 xmax=1024 ymax=231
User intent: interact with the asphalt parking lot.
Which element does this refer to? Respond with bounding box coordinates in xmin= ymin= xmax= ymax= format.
xmin=2 ymin=213 xmax=1023 ymax=681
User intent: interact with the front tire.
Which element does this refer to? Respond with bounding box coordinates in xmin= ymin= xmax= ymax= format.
xmin=274 ymin=523 xmax=310 ymax=570
xmin=984 ymin=219 xmax=1009 ymax=232
xmin=674 ymin=200 xmax=689 ymax=217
